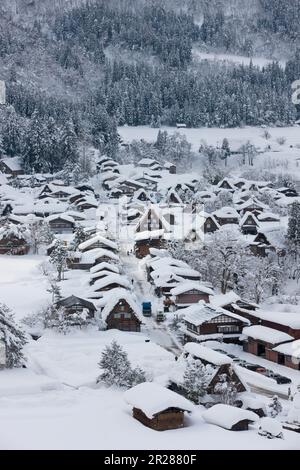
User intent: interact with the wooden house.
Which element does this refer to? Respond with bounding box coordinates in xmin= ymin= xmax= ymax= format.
xmin=242 ymin=325 xmax=294 ymax=360
xmin=181 ymin=302 xmax=249 ymax=344
xmin=124 ymin=382 xmax=193 ymax=431
xmin=277 ymin=187 xmax=298 ymax=198
xmin=56 ymin=295 xmax=96 ymax=321
xmin=170 ymin=282 xmax=214 ymax=308
xmin=0 ymin=224 xmax=29 ymax=255
xmin=240 ymin=212 xmax=259 ymax=235
xmin=138 ymin=158 xmax=162 ymax=171
xmin=68 ymin=248 xmax=120 ymax=270
xmin=135 ymin=206 xmax=169 ymax=233
xmin=247 ymin=310 xmax=300 ymax=340
xmin=78 ymin=234 xmax=118 ymax=254
xmin=217 ymin=178 xmax=235 ymax=192
xmin=135 ymin=176 xmax=158 ymax=191
xmin=182 ymin=343 xmax=247 ymax=394
xmin=0 ymin=157 xmax=23 ymax=177
xmin=237 ymin=198 xmax=266 ymax=217
xmin=47 ymin=214 xmax=75 ymax=234
xmin=91 ymin=274 xmax=130 ymax=295
xmin=202 ymin=404 xmax=257 ymax=431
xmin=248 ymin=232 xmax=275 ymax=257
xmin=100 ymin=288 xmax=142 ymax=332
xmin=203 ymin=215 xmax=220 ymax=233
xmin=164 ymin=162 xmax=177 ymax=174
xmin=271 ymin=340 xmax=300 ymax=370
xmin=165 ymin=189 xmax=183 ymax=205
xmin=213 ymin=207 xmax=239 ymax=226
xmin=134 ymin=230 xmax=166 ymax=259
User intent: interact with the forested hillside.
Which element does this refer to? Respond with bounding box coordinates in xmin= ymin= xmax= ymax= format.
xmin=0 ymin=0 xmax=299 ymax=172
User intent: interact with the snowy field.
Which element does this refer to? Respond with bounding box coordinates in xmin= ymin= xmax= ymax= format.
xmin=1 ymin=330 xmax=300 ymax=450
xmin=0 ymin=255 xmax=51 ymax=320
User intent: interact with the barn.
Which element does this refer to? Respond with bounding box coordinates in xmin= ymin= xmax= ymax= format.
xmin=56 ymin=295 xmax=97 ymax=321
xmin=170 ymin=282 xmax=214 ymax=308
xmin=124 ymin=382 xmax=193 ymax=431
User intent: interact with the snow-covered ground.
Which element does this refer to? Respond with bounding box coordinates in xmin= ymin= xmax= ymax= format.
xmin=0 ymin=255 xmax=51 ymax=320
xmin=1 ymin=330 xmax=300 ymax=450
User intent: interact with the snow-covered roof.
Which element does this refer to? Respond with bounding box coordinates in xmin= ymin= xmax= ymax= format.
xmin=238 ymin=198 xmax=266 ymax=211
xmin=46 ymin=214 xmax=75 ymax=224
xmin=124 ymin=382 xmax=193 ymax=419
xmin=214 ymin=207 xmax=239 ymax=219
xmin=134 ymin=229 xmax=165 ymax=241
xmin=78 ymin=234 xmax=118 ymax=252
xmin=100 ymin=288 xmax=143 ymax=323
xmin=242 ymin=325 xmax=293 ymax=344
xmin=210 ymin=291 xmax=240 ymax=308
xmin=170 ymin=282 xmax=214 ymax=296
xmin=259 ymin=417 xmax=283 ymax=437
xmin=92 ymin=274 xmax=130 ymax=292
xmin=79 ymin=248 xmax=119 ymax=263
xmin=89 ymin=262 xmax=120 ymax=275
xmin=202 ymin=404 xmax=257 ymax=429
xmin=138 ymin=158 xmax=160 ymax=166
xmin=184 ymin=343 xmax=232 ymax=366
xmin=251 ymin=310 xmax=300 ymax=329
xmin=257 ymin=212 xmax=280 ymax=222
xmin=0 ymin=156 xmax=22 ymax=172
xmin=240 ymin=211 xmax=259 ymax=226
xmin=273 ymin=340 xmax=300 ymax=359
xmin=182 ymin=301 xmax=249 ymax=327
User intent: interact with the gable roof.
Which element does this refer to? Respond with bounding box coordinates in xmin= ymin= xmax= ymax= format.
xmin=170 ymin=282 xmax=214 ymax=296
xmin=78 ymin=234 xmax=118 ymax=252
xmin=184 ymin=343 xmax=232 ymax=366
xmin=56 ymin=295 xmax=96 ymax=311
xmin=99 ymin=288 xmax=142 ymax=322
xmin=202 ymin=404 xmax=257 ymax=429
xmin=181 ymin=301 xmax=249 ymax=326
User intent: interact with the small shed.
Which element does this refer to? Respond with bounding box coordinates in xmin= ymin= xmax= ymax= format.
xmin=242 ymin=325 xmax=294 ymax=360
xmin=56 ymin=295 xmax=96 ymax=320
xmin=202 ymin=404 xmax=257 ymax=431
xmin=124 ymin=382 xmax=193 ymax=431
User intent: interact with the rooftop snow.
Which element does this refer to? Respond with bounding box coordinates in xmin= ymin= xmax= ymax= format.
xmin=99 ymin=288 xmax=142 ymax=323
xmin=124 ymin=382 xmax=193 ymax=419
xmin=273 ymin=340 xmax=300 ymax=359
xmin=184 ymin=343 xmax=232 ymax=366
xmin=170 ymin=282 xmax=214 ymax=296
xmin=78 ymin=234 xmax=118 ymax=252
xmin=242 ymin=325 xmax=293 ymax=344
xmin=202 ymin=404 xmax=257 ymax=429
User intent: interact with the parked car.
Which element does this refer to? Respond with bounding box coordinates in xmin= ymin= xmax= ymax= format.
xmin=264 ymin=371 xmax=292 ymax=384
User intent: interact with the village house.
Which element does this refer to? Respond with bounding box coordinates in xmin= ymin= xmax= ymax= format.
xmin=213 ymin=207 xmax=240 ymax=226
xmin=134 ymin=230 xmax=166 ymax=258
xmin=46 ymin=214 xmax=75 ymax=234
xmin=67 ymin=248 xmax=120 ymax=270
xmin=90 ymin=274 xmax=130 ymax=296
xmin=202 ymin=404 xmax=257 ymax=431
xmin=90 ymin=262 xmax=120 ymax=276
xmin=135 ymin=176 xmax=158 ymax=191
xmin=0 ymin=223 xmax=29 ymax=255
xmin=100 ymin=288 xmax=142 ymax=332
xmin=277 ymin=187 xmax=298 ymax=198
xmin=170 ymin=282 xmax=214 ymax=308
xmin=236 ymin=198 xmax=266 ymax=217
xmin=271 ymin=340 xmax=300 ymax=370
xmin=246 ymin=310 xmax=300 ymax=340
xmin=165 ymin=188 xmax=183 ymax=205
xmin=163 ymin=162 xmax=177 ymax=174
xmin=242 ymin=325 xmax=294 ymax=360
xmin=138 ymin=158 xmax=162 ymax=171
xmin=168 ymin=343 xmax=247 ymax=403
xmin=135 ymin=205 xmax=170 ymax=233
xmin=56 ymin=295 xmax=97 ymax=322
xmin=240 ymin=212 xmax=259 ymax=235
xmin=75 ymin=197 xmax=98 ymax=212
xmin=124 ymin=382 xmax=193 ymax=431
xmin=217 ymin=178 xmax=236 ymax=192
xmin=181 ymin=301 xmax=249 ymax=344
xmin=0 ymin=157 xmax=24 ymax=177
xmin=78 ymin=234 xmax=118 ymax=254
xmin=248 ymin=231 xmax=276 ymax=257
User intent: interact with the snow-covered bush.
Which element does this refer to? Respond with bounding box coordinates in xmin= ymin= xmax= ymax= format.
xmin=213 ymin=373 xmax=238 ymax=406
xmin=268 ymin=395 xmax=283 ymax=418
xmin=287 ymin=388 xmax=300 ymax=424
xmin=258 ymin=418 xmax=284 ymax=439
xmin=97 ymin=341 xmax=147 ymax=389
xmin=0 ymin=303 xmax=27 ymax=368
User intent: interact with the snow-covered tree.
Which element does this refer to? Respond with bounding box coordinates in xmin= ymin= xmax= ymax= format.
xmin=287 ymin=202 xmax=300 ymax=261
xmin=268 ymin=395 xmax=283 ymax=418
xmin=182 ymin=358 xmax=211 ymax=404
xmin=49 ymin=240 xmax=69 ymax=281
xmin=0 ymin=303 xmax=27 ymax=368
xmin=71 ymin=226 xmax=88 ymax=250
xmin=97 ymin=341 xmax=146 ymax=389
xmin=28 ymin=221 xmax=53 ymax=254
xmin=213 ymin=372 xmax=238 ymax=405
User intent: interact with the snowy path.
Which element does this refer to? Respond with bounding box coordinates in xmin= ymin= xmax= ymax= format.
xmin=120 ymin=250 xmax=182 ymax=356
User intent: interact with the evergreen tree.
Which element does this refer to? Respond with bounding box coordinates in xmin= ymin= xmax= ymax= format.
xmin=49 ymin=240 xmax=69 ymax=281
xmin=97 ymin=340 xmax=146 ymax=388
xmin=182 ymin=358 xmax=210 ymax=404
xmin=0 ymin=303 xmax=27 ymax=368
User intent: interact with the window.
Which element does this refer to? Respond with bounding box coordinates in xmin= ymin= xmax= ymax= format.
xmin=114 ymin=313 xmax=121 ymax=319
xmin=124 ymin=313 xmax=131 ymax=319
xmin=217 ymin=325 xmax=240 ymax=334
